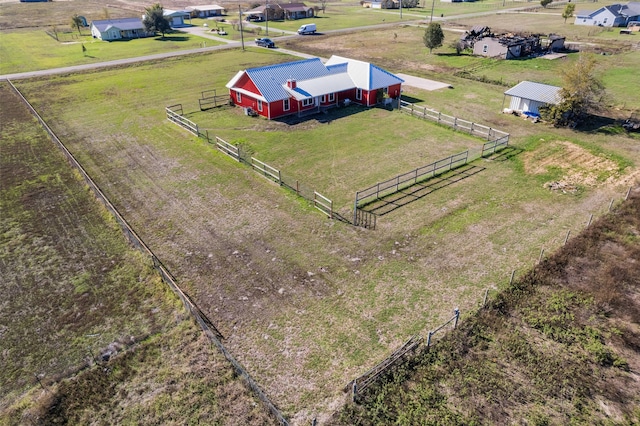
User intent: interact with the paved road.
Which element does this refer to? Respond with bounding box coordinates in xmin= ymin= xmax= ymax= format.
xmin=0 ymin=4 xmax=561 ymax=81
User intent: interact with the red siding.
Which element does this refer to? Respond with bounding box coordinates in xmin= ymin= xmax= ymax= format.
xmin=388 ymin=83 xmax=402 ymax=98
xmin=235 ymin=73 xmax=260 ymax=95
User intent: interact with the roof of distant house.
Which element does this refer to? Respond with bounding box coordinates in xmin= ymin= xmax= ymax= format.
xmin=504 ymin=81 xmax=562 ymax=104
xmin=186 ymin=5 xmax=225 ymax=11
xmin=91 ymin=18 xmax=144 ymax=32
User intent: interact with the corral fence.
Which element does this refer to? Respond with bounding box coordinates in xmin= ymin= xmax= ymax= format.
xmin=399 ymin=99 xmax=510 ymax=142
xmin=211 ymin=135 xmax=335 ymax=219
xmin=351 ymin=101 xmax=510 ymax=228
xmin=349 ymin=308 xmax=460 ymax=403
xmin=198 ymin=89 xmax=229 ymax=111
xmin=9 ymin=81 xmax=289 ymax=426
xmin=166 ymin=104 xmax=199 ymax=136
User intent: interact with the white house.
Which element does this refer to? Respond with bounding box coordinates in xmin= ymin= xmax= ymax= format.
xmin=574 ymin=2 xmax=640 ymax=26
xmin=185 ymin=5 xmax=225 ymax=18
xmin=90 ymin=18 xmax=153 ymax=41
xmin=503 ymin=81 xmax=562 ymax=116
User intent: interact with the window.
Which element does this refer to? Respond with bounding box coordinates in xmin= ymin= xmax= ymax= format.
xmin=482 ymin=44 xmax=488 ymax=53
xmin=237 ymin=92 xmax=242 ymax=103
xmin=321 ymin=95 xmax=326 ymax=103
xmin=603 ymin=18 xmax=608 ymax=24
xmin=355 ymin=88 xmax=362 ymax=100
xmin=283 ymin=98 xmax=290 ymax=111
xmin=257 ymin=100 xmax=263 ymax=111
xmin=302 ymin=98 xmax=314 ymax=107
xmin=329 ymin=93 xmax=335 ymax=102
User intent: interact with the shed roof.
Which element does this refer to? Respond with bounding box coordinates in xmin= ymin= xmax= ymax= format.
xmin=504 ymin=81 xmax=562 ymax=104
xmin=186 ymin=4 xmax=225 ymax=11
xmin=91 ymin=18 xmax=144 ymax=32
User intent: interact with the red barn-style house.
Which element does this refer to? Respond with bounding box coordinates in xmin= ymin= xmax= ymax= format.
xmin=225 ymin=55 xmax=404 ymax=120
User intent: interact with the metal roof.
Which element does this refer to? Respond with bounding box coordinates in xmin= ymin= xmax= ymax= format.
xmin=504 ymin=81 xmax=562 ymax=104
xmin=186 ymin=5 xmax=225 ymax=11
xmin=244 ymin=58 xmax=331 ymax=102
xmin=228 ymin=56 xmax=403 ymax=102
xmin=324 ymin=55 xmax=404 ymax=91
xmin=91 ymin=18 xmax=144 ymax=32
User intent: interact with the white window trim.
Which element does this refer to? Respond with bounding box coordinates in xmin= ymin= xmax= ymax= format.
xmin=482 ymin=44 xmax=488 ymax=53
xmin=257 ymin=99 xmax=263 ymax=111
xmin=321 ymin=95 xmax=326 ymax=103
xmin=302 ymin=98 xmax=314 ymax=107
xmin=355 ymin=88 xmax=362 ymax=100
xmin=283 ymin=98 xmax=290 ymax=111
xmin=329 ymin=93 xmax=335 ymax=102
xmin=237 ymin=92 xmax=242 ymax=103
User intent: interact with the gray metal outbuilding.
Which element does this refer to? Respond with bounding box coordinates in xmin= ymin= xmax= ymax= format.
xmin=503 ymin=81 xmax=562 ymax=115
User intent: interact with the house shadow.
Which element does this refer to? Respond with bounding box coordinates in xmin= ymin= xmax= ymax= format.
xmin=398 ymin=94 xmax=424 ymax=104
xmin=360 ymin=164 xmax=485 ymax=217
xmin=274 ymin=104 xmax=369 ymax=126
xmin=155 ymin=35 xmax=189 ymax=42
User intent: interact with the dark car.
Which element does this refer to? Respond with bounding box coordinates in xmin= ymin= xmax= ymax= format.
xmin=255 ymin=38 xmax=275 ymax=48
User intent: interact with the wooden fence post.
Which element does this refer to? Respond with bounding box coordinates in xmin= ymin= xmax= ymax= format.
xmin=625 ymin=187 xmax=631 ymax=200
xmin=453 ymin=308 xmax=460 ymax=329
xmin=608 ymin=198 xmax=614 ymax=211
xmin=564 ymin=230 xmax=571 ymax=245
xmin=538 ymin=247 xmax=545 ymax=264
xmin=483 ymin=288 xmax=489 ymax=307
xmin=426 ymin=330 xmax=433 ymax=347
xmin=586 ymin=214 xmax=593 ymax=228
xmin=509 ymin=269 xmax=516 ymax=285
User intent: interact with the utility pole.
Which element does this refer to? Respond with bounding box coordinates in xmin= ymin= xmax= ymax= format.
xmin=430 ymin=0 xmax=435 ymax=23
xmin=400 ymin=0 xmax=402 ymax=19
xmin=238 ymin=5 xmax=245 ymax=50
xmin=266 ymin=0 xmax=269 ymax=36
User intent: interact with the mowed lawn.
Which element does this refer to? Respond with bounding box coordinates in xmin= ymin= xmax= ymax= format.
xmin=0 ymin=29 xmax=221 ymax=75
xmin=192 ymin=105 xmax=487 ymax=209
xmin=13 ymin=47 xmax=638 ymax=420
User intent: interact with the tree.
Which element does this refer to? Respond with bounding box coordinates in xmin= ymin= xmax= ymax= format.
xmin=402 ymin=0 xmax=420 ymax=7
xmin=143 ymin=3 xmax=172 ymax=38
xmin=423 ymin=23 xmax=444 ymax=54
xmin=540 ymin=0 xmax=552 ymax=7
xmin=540 ymin=55 xmax=605 ymax=127
xmin=320 ymin=0 xmax=328 ymax=13
xmin=70 ymin=14 xmax=83 ymax=35
xmin=562 ymin=3 xmax=576 ymax=23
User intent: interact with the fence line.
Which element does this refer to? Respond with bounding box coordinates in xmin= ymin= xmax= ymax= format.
xmin=166 ymin=104 xmax=199 ymax=135
xmin=8 ymin=81 xmax=289 ymax=426
xmin=252 ymin=157 xmax=282 ymax=184
xmin=198 ymin=89 xmax=229 ymax=111
xmin=215 ymin=136 xmax=240 ymax=161
xmin=349 ymin=308 xmax=460 ymax=402
xmin=314 ymin=191 xmax=333 ymax=218
xmin=399 ymin=99 xmax=510 ymax=141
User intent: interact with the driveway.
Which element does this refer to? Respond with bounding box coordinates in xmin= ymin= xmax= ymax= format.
xmin=396 ymin=73 xmax=452 ymax=91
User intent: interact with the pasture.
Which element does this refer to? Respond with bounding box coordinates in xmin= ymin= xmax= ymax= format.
xmin=10 ymin=40 xmax=638 ymax=421
xmin=0 ymin=81 xmax=273 ymax=424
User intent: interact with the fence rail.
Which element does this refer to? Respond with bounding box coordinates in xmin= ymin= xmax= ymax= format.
xmin=251 ymin=157 xmax=282 ymax=184
xmin=354 ymin=150 xmax=470 ymax=210
xmin=199 ymin=89 xmax=229 ymax=111
xmin=215 ymin=136 xmax=240 ymax=161
xmin=166 ymin=104 xmax=199 ymax=135
xmin=9 ymin=81 xmax=288 ymax=426
xmin=399 ymin=99 xmax=509 ymax=141
xmin=314 ymin=191 xmax=333 ymax=218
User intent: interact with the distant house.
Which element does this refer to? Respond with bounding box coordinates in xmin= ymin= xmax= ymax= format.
xmin=279 ymin=2 xmax=314 ymax=19
xmin=186 ymin=5 xmax=225 ymax=18
xmin=361 ymin=0 xmax=399 ymax=9
xmin=164 ymin=9 xmax=190 ymax=27
xmin=90 ymin=18 xmax=153 ymax=41
xmin=503 ymin=81 xmax=562 ymax=116
xmin=473 ymin=34 xmax=541 ymax=59
xmin=574 ymin=2 xmax=640 ymax=27
xmin=225 ymin=55 xmax=404 ymax=120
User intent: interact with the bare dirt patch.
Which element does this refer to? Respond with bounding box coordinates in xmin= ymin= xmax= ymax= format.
xmin=523 ymin=140 xmax=634 ymax=190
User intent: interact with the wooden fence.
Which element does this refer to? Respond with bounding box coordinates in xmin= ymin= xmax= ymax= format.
xmin=399 ymin=99 xmax=509 ymax=142
xmin=166 ymin=104 xmax=199 ymax=135
xmin=314 ymin=191 xmax=333 ymax=219
xmin=199 ymin=89 xmax=229 ymax=111
xmin=10 ymin=81 xmax=288 ymax=426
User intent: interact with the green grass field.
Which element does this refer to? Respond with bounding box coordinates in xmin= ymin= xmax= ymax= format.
xmin=10 ymin=43 xmax=638 ymax=420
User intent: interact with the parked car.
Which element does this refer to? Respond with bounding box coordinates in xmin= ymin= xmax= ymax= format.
xmin=297 ymin=23 xmax=316 ymax=35
xmin=255 ymin=37 xmax=275 ymax=48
